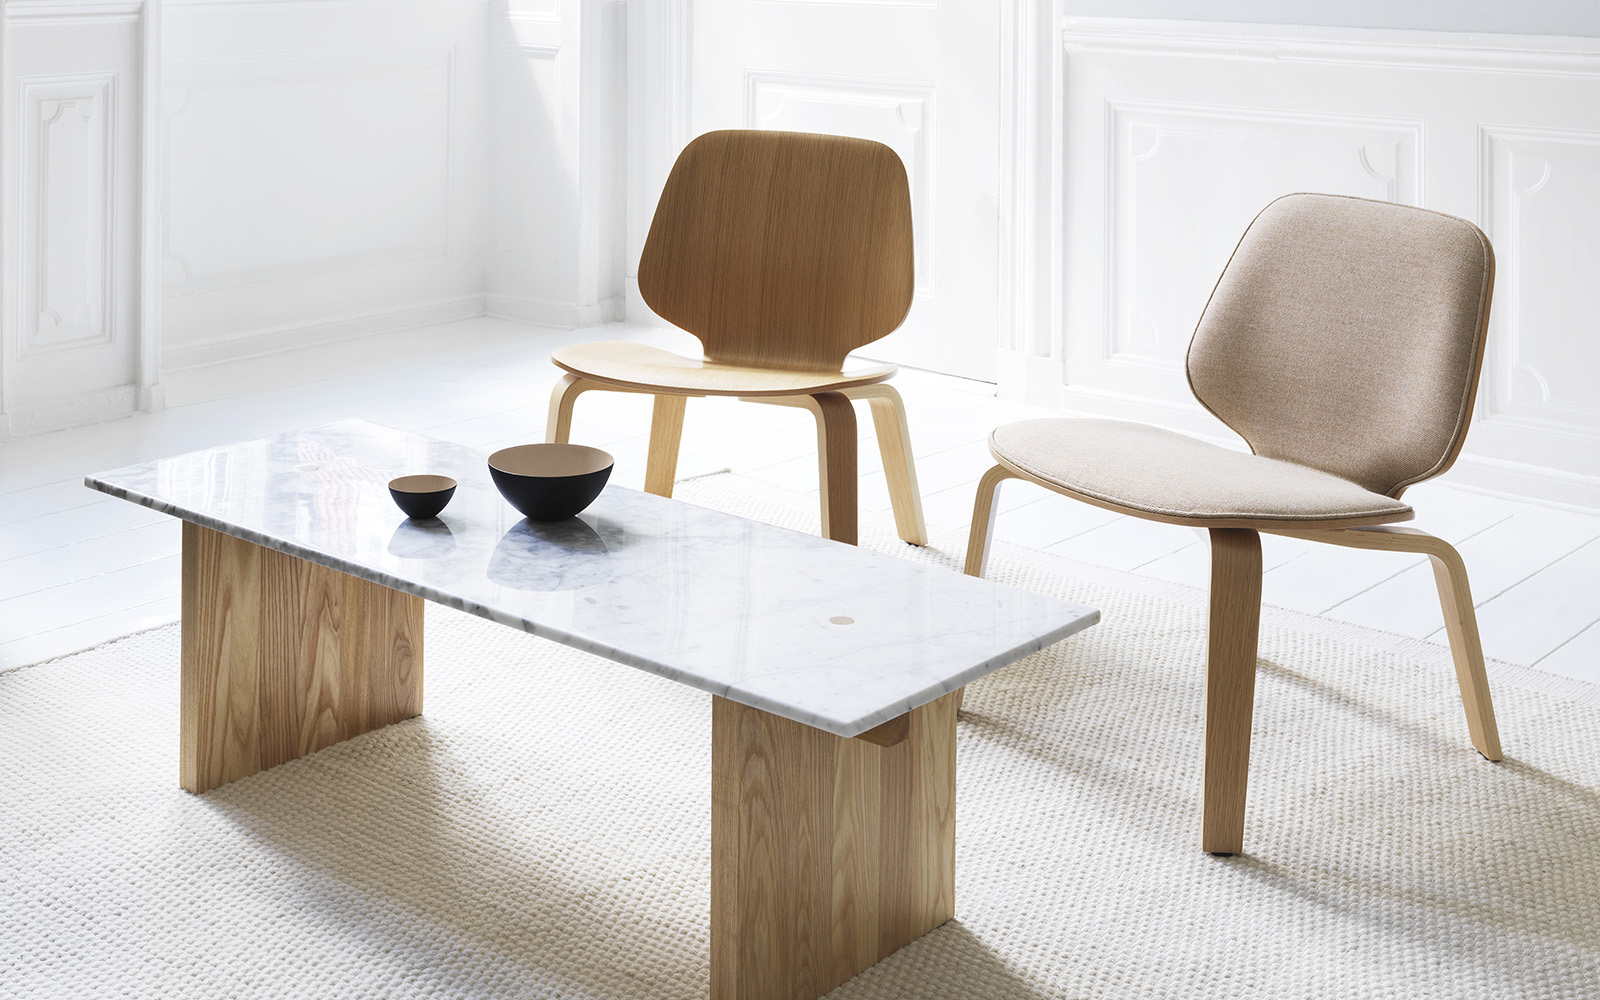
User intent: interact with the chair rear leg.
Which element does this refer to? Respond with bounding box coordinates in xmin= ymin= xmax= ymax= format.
xmin=860 ymin=386 xmax=928 ymax=546
xmin=964 ymin=465 xmax=1013 ymax=578
xmin=1427 ymin=545 xmax=1503 ymax=761
xmin=1204 ymin=528 xmax=1263 ymax=855
xmin=1272 ymin=525 xmax=1505 ymax=762
xmin=645 ymin=394 xmax=688 ymax=497
xmin=809 ymin=392 xmax=859 ymax=545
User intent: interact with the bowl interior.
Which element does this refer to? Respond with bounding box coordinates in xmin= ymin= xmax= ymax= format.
xmin=488 ymin=444 xmax=613 ymax=479
xmin=389 ymin=474 xmax=457 ymax=494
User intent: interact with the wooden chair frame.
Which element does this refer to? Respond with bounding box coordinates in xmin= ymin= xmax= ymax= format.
xmin=546 ymin=373 xmax=927 ymax=547
xmin=964 ymin=464 xmax=1503 ymax=855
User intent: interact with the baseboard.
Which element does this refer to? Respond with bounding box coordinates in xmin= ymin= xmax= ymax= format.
xmin=2 ymin=385 xmax=140 ymax=438
xmin=486 ymin=293 xmax=624 ymax=329
xmin=1444 ymin=455 xmax=1600 ymax=513
xmin=162 ymin=294 xmax=486 ymax=373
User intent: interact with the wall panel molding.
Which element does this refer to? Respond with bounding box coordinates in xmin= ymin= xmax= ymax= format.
xmin=1103 ymin=101 xmax=1420 ymax=370
xmin=6 ymin=0 xmax=141 ymax=23
xmin=162 ymin=48 xmax=456 ymax=295
xmin=1478 ymin=125 xmax=1600 ymax=436
xmin=21 ymin=73 xmax=118 ymax=357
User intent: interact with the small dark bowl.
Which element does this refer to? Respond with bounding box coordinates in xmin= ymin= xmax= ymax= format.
xmin=388 ymin=474 xmax=457 ymax=519
xmin=488 ymin=444 xmax=613 ymax=521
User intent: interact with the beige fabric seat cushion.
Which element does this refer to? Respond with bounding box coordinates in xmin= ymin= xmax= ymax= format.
xmin=990 ymin=418 xmax=1413 ymax=529
xmin=552 ymin=341 xmax=897 ymax=397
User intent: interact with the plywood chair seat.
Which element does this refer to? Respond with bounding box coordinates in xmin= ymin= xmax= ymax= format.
xmin=551 ymin=341 xmax=898 ymax=397
xmin=990 ymin=418 xmax=1413 ymax=529
xmin=966 ymin=193 xmax=1503 ymax=857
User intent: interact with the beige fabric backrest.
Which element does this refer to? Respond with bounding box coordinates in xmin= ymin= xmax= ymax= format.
xmin=637 ymin=130 xmax=915 ymax=373
xmin=1186 ymin=193 xmax=1494 ymax=498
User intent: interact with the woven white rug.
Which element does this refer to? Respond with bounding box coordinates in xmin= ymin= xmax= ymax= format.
xmin=3 ymin=474 xmax=1598 ymax=999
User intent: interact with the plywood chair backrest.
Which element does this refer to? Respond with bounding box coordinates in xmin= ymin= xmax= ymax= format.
xmin=1186 ymin=193 xmax=1495 ymax=498
xmin=637 ymin=130 xmax=916 ymax=373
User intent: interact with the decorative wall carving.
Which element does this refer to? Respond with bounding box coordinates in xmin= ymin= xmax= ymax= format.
xmin=22 ymin=75 xmax=118 ymax=356
xmin=1480 ymin=127 xmax=1600 ymax=434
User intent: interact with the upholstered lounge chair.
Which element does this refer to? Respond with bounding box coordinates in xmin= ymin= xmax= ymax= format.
xmin=545 ymin=129 xmax=926 ymax=547
xmin=965 ymin=193 xmax=1502 ymax=854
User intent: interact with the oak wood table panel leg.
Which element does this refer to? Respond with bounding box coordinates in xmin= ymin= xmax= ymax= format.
xmin=180 ymin=523 xmax=423 ymax=794
xmin=711 ymin=691 xmax=957 ymax=1000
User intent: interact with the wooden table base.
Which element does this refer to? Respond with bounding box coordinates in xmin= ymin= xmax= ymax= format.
xmin=711 ymin=691 xmax=958 ymax=1000
xmin=180 ymin=523 xmax=423 ymax=793
xmin=181 ymin=523 xmax=958 ymax=998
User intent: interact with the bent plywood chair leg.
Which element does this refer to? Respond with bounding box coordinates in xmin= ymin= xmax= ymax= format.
xmin=849 ymin=384 xmax=928 ymax=546
xmin=809 ymin=391 xmax=859 ymax=545
xmin=645 ymin=393 xmax=688 ymax=497
xmin=964 ymin=465 xmax=1014 ymax=578
xmin=1203 ymin=527 xmax=1263 ymax=855
xmin=1427 ymin=545 xmax=1503 ymax=760
xmin=545 ymin=374 xmax=595 ymax=444
xmin=1271 ymin=525 xmax=1503 ymax=762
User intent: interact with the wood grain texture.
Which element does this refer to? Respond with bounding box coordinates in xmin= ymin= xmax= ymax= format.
xmin=551 ymin=342 xmax=896 ymax=397
xmin=852 ymin=712 xmax=909 ymax=748
xmin=809 ymin=392 xmax=859 ymax=546
xmin=855 ymin=384 xmax=928 ymax=546
xmin=963 ymin=464 xmax=1015 ymax=577
xmin=549 ymin=130 xmax=921 ymax=549
xmin=637 ymin=130 xmax=915 ymax=372
xmin=1270 ymin=524 xmax=1503 ymax=760
xmin=180 ymin=523 xmax=422 ymax=794
xmin=645 ymin=394 xmax=688 ymax=497
xmin=711 ymin=691 xmax=957 ymax=1000
xmin=746 ymin=384 xmax=928 ymax=546
xmin=1202 ymin=528 xmax=1263 ymax=855
xmin=545 ymin=373 xmax=594 ymax=444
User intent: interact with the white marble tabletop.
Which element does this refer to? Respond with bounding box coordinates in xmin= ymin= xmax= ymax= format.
xmin=87 ymin=419 xmax=1098 ymax=738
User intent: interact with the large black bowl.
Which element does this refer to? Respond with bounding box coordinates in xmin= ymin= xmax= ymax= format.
xmin=488 ymin=443 xmax=614 ymax=521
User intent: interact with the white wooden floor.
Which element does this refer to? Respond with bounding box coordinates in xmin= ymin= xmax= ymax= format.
xmin=2 ymin=316 xmax=1597 ymax=685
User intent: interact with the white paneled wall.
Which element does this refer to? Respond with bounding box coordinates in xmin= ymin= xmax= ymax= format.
xmin=6 ymin=5 xmax=1600 ymax=518
xmin=1007 ymin=19 xmax=1600 ymax=509
xmin=1 ymin=0 xmax=155 ymax=437
xmin=486 ymin=0 xmax=625 ymax=328
xmin=0 ymin=0 xmax=626 ymax=428
xmin=159 ymin=0 xmax=490 ymax=370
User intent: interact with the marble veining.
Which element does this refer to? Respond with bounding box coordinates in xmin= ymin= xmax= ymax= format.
xmin=87 ymin=420 xmax=1099 ymax=737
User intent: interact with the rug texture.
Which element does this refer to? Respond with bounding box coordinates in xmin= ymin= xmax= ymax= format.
xmin=2 ymin=474 xmax=1598 ymax=999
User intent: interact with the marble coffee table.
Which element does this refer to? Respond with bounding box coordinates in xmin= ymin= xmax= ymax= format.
xmin=88 ymin=419 xmax=1098 ymax=1000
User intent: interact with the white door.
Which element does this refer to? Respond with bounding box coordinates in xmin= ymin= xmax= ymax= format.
xmin=687 ymin=2 xmax=1000 ymax=380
